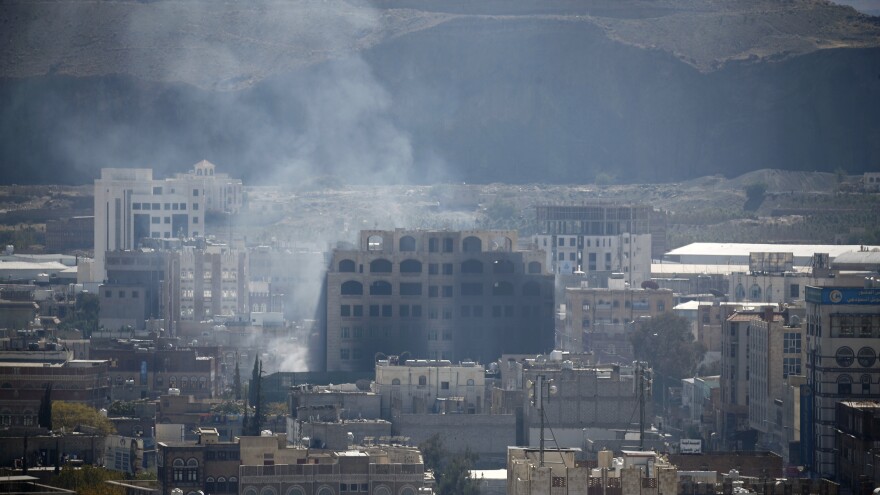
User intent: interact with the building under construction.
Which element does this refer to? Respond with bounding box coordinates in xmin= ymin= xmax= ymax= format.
xmin=536 ymin=204 xmax=667 ymax=260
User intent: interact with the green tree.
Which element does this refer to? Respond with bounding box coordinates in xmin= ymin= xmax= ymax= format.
xmin=38 ymin=383 xmax=52 ymax=430
xmin=419 ymin=434 xmax=480 ymax=495
xmin=233 ymin=358 xmax=242 ymax=401
xmin=52 ymin=401 xmax=115 ymax=435
xmin=49 ymin=465 xmax=125 ymax=495
xmin=436 ymin=449 xmax=480 ymax=495
xmin=62 ymin=292 xmax=100 ymax=337
xmin=630 ymin=313 xmax=706 ymax=381
xmin=107 ymin=401 xmax=137 ymax=417
xmin=419 ymin=433 xmax=444 ymax=472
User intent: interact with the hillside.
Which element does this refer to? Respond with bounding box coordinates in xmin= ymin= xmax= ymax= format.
xmin=1 ymin=0 xmax=879 ymax=184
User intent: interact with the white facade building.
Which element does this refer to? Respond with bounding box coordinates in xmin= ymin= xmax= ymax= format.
xmin=93 ymin=164 xmax=242 ymax=282
xmin=533 ymin=233 xmax=652 ymax=286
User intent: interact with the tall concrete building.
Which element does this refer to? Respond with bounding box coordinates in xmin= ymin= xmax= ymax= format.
xmin=92 ymin=163 xmax=242 ymax=283
xmin=93 ymin=168 xmax=205 ymax=282
xmin=325 ymin=230 xmax=554 ymax=371
xmin=804 ymin=285 xmax=880 ymax=480
xmin=534 ymin=203 xmax=665 ymax=287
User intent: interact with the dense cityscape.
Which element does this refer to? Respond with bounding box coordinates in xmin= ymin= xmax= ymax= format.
xmin=0 ymin=163 xmax=878 ymax=495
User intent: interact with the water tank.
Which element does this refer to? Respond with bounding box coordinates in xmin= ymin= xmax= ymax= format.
xmin=549 ymin=350 xmax=564 ymax=361
xmin=168 ymin=388 xmax=181 ymax=396
xmin=5 ymin=245 xmax=12 ymax=255
xmin=561 ymin=360 xmax=574 ymax=370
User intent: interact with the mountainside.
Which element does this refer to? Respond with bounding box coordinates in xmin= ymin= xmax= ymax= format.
xmin=1 ymin=0 xmax=879 ymax=185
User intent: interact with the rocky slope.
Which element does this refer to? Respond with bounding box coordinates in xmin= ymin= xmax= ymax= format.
xmin=1 ymin=0 xmax=878 ymax=184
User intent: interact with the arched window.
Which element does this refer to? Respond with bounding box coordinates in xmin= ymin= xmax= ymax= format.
xmin=765 ymin=284 xmax=773 ymax=302
xmin=528 ymin=261 xmax=542 ymax=274
xmin=341 ymin=281 xmax=363 ymax=296
xmin=370 ymin=281 xmax=392 ymax=296
xmin=229 ymin=477 xmax=238 ymax=493
xmin=461 ymin=259 xmax=483 ymax=274
xmin=400 ymin=486 xmax=416 ymax=495
xmin=418 ymin=376 xmax=427 ymax=386
xmin=522 ymin=281 xmax=541 ymax=297
xmin=492 ymin=281 xmax=514 ymax=296
xmin=242 ymin=489 xmax=258 ymax=495
xmin=172 ymin=458 xmax=185 ymax=482
xmin=338 ymin=259 xmax=356 ymax=272
xmin=186 ymin=458 xmax=199 ymax=481
xmin=206 ymin=478 xmax=216 ymax=493
xmin=492 ymin=259 xmax=515 ymax=274
xmin=735 ymin=284 xmax=745 ymax=300
xmin=373 ymin=486 xmax=392 ymax=495
xmin=392 ymin=378 xmax=401 ymax=386
xmin=216 ymin=477 xmax=227 ymax=493
xmin=260 ymin=487 xmax=278 ymax=495
xmin=370 ymin=259 xmax=393 ymax=273
xmin=399 ymin=236 xmax=416 ymax=252
xmin=400 ymin=259 xmax=422 ymax=273
xmin=317 ymin=486 xmax=334 ymax=495
xmin=286 ymin=487 xmax=306 ymax=495
xmin=367 ymin=235 xmax=384 ymax=251
xmin=462 ymin=236 xmax=482 ymax=253
xmin=750 ymin=284 xmax=762 ymax=301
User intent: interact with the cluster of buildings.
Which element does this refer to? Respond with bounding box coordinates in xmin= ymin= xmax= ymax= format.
xmin=0 ymin=168 xmax=878 ymax=494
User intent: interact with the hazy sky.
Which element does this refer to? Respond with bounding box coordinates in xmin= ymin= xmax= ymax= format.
xmin=831 ymin=0 xmax=880 ymax=15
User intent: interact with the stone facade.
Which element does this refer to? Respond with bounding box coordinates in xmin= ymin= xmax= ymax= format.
xmin=326 ymin=229 xmax=554 ymax=371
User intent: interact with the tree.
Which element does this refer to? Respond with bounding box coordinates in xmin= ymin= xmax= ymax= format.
xmin=38 ymin=383 xmax=52 ymax=430
xmin=49 ymin=465 xmax=126 ymax=495
xmin=419 ymin=433 xmax=444 ymax=472
xmin=107 ymin=401 xmax=136 ymax=417
xmin=436 ymin=449 xmax=480 ymax=495
xmin=233 ymin=358 xmax=242 ymax=401
xmin=630 ymin=313 xmax=706 ymax=381
xmin=419 ymin=434 xmax=480 ymax=495
xmin=246 ymin=356 xmax=264 ymax=436
xmin=61 ymin=292 xmax=100 ymax=337
xmin=52 ymin=402 xmax=116 ymax=436
xmin=744 ymin=182 xmax=767 ymax=211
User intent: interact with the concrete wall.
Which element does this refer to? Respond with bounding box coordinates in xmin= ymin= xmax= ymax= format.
xmin=394 ymin=413 xmax=516 ymax=467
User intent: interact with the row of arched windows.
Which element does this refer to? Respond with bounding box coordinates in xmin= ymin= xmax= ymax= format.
xmin=341 ymin=280 xmax=542 ymax=297
xmin=205 ymin=476 xmax=238 ymax=493
xmin=339 ymin=258 xmax=542 ymax=275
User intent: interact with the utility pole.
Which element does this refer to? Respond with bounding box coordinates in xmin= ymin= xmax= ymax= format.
xmin=638 ymin=362 xmax=645 ymax=450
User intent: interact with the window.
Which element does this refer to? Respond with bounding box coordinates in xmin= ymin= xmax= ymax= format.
xmin=419 ymin=375 xmax=427 ymax=386
xmin=400 ymin=305 xmax=410 ymax=317
xmin=151 ymin=216 xmax=160 ymax=224
xmin=353 ymin=305 xmax=363 ymax=317
xmin=370 ymin=259 xmax=392 ymax=273
xmin=193 ymin=189 xmax=199 ymax=196
xmin=443 ymin=285 xmax=453 ymax=298
xmin=783 ymin=333 xmax=801 ymax=354
xmin=441 ymin=381 xmax=450 ymax=390
xmin=338 ymin=259 xmax=356 ymax=272
xmin=750 ymin=284 xmax=762 ymax=301
xmin=193 ymin=203 xmax=199 ymax=210
xmin=153 ymin=186 xmax=163 ymax=195
xmin=399 ymin=236 xmax=416 ymax=251
xmin=132 ymin=290 xmax=139 ymax=298
xmin=341 ymin=305 xmax=351 ymax=317
xmin=341 ymin=327 xmax=350 ymax=338
xmin=782 ymin=357 xmax=801 ymax=378
xmin=528 ymin=261 xmax=541 ymax=274
xmin=400 ymin=259 xmax=422 ymax=273
xmin=412 ymin=305 xmax=422 ymax=317
xmin=461 ymin=283 xmax=483 ymax=296
xmin=463 ymin=236 xmax=482 ymax=252
xmin=341 ymin=349 xmax=350 ymax=360
xmin=370 ymin=305 xmax=380 ymax=317
xmin=789 ymin=284 xmax=800 ymax=298
xmin=443 ymin=263 xmax=453 ymax=275
xmin=118 ymin=290 xmax=126 ymax=298
xmin=429 ymin=238 xmax=439 ymax=252
xmin=429 ymin=263 xmax=439 ymax=275
xmin=193 ymin=217 xmax=199 ymax=224
xmin=443 ymin=237 xmax=454 ymax=252
xmin=105 ymin=290 xmax=111 ymax=298
xmin=400 ymin=283 xmax=422 ymax=296
xmin=369 ymin=281 xmax=392 ymax=296
xmin=838 ymin=375 xmax=852 ymax=395
xmin=382 ymin=305 xmax=392 ymax=317
xmin=461 ymin=259 xmax=483 ymax=274
xmin=429 ymin=286 xmax=439 ymax=298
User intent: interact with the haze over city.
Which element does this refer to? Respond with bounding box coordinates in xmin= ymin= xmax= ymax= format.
xmin=0 ymin=1 xmax=878 ymax=494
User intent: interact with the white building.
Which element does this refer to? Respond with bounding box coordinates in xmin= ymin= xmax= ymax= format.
xmin=92 ymin=163 xmax=242 ymax=283
xmin=172 ymin=160 xmax=243 ymax=214
xmin=93 ymin=168 xmax=205 ymax=282
xmin=534 ymin=233 xmax=652 ymax=286
xmin=374 ymin=359 xmax=486 ymax=418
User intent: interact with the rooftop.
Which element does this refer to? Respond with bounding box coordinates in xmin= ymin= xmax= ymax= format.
xmin=666 ymin=243 xmax=878 ymax=259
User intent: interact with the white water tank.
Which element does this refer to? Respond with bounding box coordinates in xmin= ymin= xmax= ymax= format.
xmin=168 ymin=388 xmax=181 ymax=396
